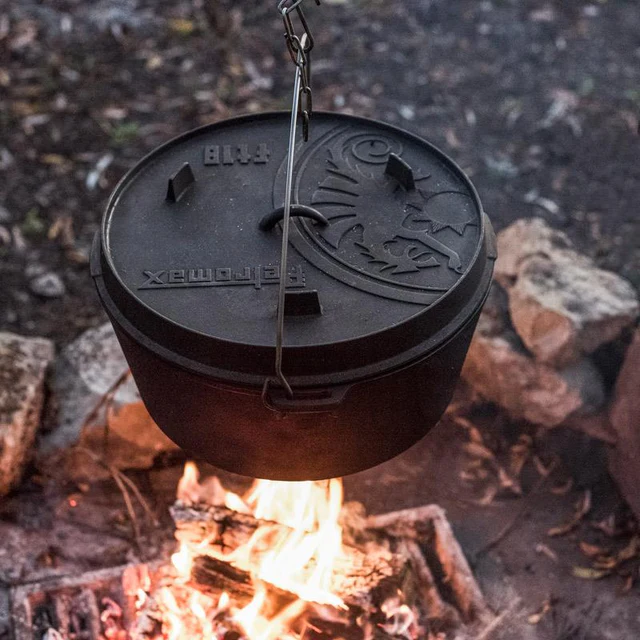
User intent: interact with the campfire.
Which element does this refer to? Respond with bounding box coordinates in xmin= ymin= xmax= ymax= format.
xmin=136 ymin=463 xmax=422 ymax=640
xmin=13 ymin=462 xmax=490 ymax=640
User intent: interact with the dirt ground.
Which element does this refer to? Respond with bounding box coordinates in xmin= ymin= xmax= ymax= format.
xmin=1 ymin=0 xmax=639 ymax=343
xmin=1 ymin=0 xmax=639 ymax=638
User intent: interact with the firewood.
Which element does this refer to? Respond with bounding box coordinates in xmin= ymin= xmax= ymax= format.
xmin=366 ymin=506 xmax=491 ymax=623
xmin=395 ymin=538 xmax=460 ymax=627
xmin=171 ymin=502 xmax=408 ymax=614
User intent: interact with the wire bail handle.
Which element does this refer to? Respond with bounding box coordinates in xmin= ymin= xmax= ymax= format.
xmin=264 ymin=0 xmax=321 ymax=404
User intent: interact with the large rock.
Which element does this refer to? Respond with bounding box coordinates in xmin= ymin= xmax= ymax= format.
xmin=0 ymin=333 xmax=55 ymax=496
xmin=494 ymin=218 xmax=578 ymax=286
xmin=496 ymin=219 xmax=639 ymax=367
xmin=38 ymin=323 xmax=177 ymax=481
xmin=462 ymin=284 xmax=605 ymax=428
xmin=608 ymin=329 xmax=640 ymax=520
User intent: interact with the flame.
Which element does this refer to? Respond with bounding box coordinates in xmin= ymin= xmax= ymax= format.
xmin=170 ymin=544 xmax=193 ymax=580
xmin=164 ymin=464 xmax=347 ymax=640
xmin=237 ymin=478 xmax=345 ymax=608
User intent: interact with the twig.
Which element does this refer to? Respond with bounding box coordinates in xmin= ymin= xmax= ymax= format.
xmin=76 ymin=447 xmax=158 ymax=551
xmin=476 ymin=598 xmax=521 ymax=640
xmin=118 ymin=471 xmax=160 ymax=526
xmin=111 ymin=467 xmax=143 ymax=550
xmin=473 ymin=459 xmax=559 ymax=562
xmin=82 ymin=368 xmax=131 ymax=431
xmin=77 ymin=368 xmax=132 ymax=460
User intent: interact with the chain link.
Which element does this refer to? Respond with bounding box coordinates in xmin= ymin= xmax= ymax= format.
xmin=279 ymin=0 xmax=320 ymax=141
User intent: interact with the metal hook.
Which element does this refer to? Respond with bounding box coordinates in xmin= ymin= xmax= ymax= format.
xmin=278 ymin=0 xmax=321 ymax=17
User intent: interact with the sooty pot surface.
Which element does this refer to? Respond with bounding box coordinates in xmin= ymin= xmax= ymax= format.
xmin=92 ymin=112 xmax=496 ymax=480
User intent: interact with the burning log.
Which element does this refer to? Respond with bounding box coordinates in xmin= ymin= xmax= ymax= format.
xmin=171 ymin=502 xmax=408 ymax=614
xmin=170 ymin=500 xmax=490 ymax=634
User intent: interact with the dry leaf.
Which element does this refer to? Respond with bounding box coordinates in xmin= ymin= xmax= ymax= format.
xmin=533 ymin=455 xmax=551 ymax=477
xmin=40 ymin=153 xmax=68 ymax=166
xmin=591 ymin=515 xmax=619 ymax=537
xmin=579 ymin=541 xmax=607 ymax=559
xmin=453 ymin=415 xmax=475 ymax=431
xmin=527 ymin=599 xmax=552 ymax=625
xmin=576 ymin=491 xmax=592 ymax=519
xmin=168 ymin=18 xmax=195 ymax=35
xmin=498 ymin=466 xmax=523 ymax=496
xmin=48 ymin=216 xmax=75 ymax=247
xmin=548 ymin=522 xmax=579 ymax=538
xmin=548 ymin=491 xmax=591 ymax=537
xmin=551 ymin=478 xmax=574 ymax=495
xmin=572 ymin=566 xmax=610 ymax=580
xmin=462 ymin=442 xmax=495 ymax=462
xmin=454 ymin=416 xmax=484 ymax=444
xmin=459 ymin=470 xmax=477 ymax=483
xmin=620 ymin=574 xmax=634 ymax=594
xmin=477 ymin=485 xmax=498 ymax=506
xmin=617 ymin=536 xmax=639 ymax=563
xmin=535 ymin=543 xmax=558 ymax=563
xmin=593 ymin=556 xmax=618 ymax=570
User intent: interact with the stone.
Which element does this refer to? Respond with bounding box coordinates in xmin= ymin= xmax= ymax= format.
xmin=29 ymin=272 xmax=66 ymax=298
xmin=608 ymin=329 xmax=640 ymax=520
xmin=496 ymin=218 xmax=639 ymax=366
xmin=462 ymin=283 xmax=606 ymax=428
xmin=0 ymin=333 xmax=55 ymax=496
xmin=494 ymin=217 xmax=576 ymax=287
xmin=38 ymin=323 xmax=177 ymax=481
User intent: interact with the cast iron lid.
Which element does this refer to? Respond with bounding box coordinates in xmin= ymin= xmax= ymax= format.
xmin=96 ymin=112 xmax=495 ymax=387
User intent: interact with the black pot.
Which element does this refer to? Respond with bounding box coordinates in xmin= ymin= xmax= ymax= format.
xmin=92 ymin=112 xmax=496 ymax=480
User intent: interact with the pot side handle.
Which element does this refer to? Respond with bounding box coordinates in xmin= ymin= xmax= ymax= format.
xmin=262 ymin=382 xmax=349 ymax=414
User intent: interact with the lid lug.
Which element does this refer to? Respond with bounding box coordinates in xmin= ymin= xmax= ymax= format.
xmin=284 ymin=290 xmax=323 ymax=317
xmin=166 ymin=162 xmax=196 ymax=202
xmin=385 ymin=153 xmax=415 ymax=191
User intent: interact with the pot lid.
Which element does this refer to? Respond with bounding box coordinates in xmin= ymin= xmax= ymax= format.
xmin=96 ymin=112 xmax=495 ymax=387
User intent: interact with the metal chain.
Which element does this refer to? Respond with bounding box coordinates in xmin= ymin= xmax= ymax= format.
xmin=279 ymin=0 xmax=320 ymax=141
xmin=271 ymin=0 xmax=320 ymax=400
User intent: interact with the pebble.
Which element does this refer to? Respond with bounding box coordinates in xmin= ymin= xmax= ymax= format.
xmin=29 ymin=272 xmax=66 ymax=298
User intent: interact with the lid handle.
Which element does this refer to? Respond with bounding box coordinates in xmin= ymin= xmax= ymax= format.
xmin=259 ymin=204 xmax=329 ymax=232
xmin=385 ymin=153 xmax=416 ymax=191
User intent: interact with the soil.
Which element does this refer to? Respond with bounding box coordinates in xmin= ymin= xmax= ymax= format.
xmin=1 ymin=0 xmax=639 ymax=343
xmin=1 ymin=1 xmax=639 ymax=639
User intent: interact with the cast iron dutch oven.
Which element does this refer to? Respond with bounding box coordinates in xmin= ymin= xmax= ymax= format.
xmin=92 ymin=112 xmax=496 ymax=480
